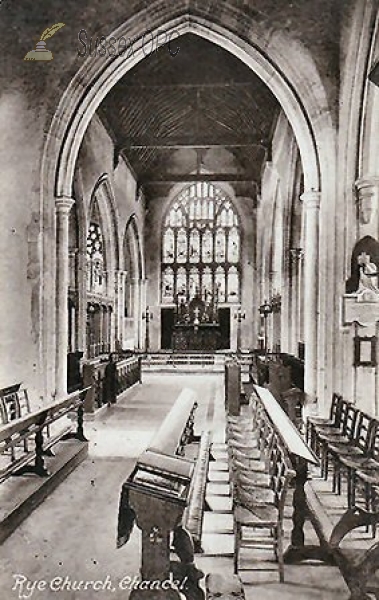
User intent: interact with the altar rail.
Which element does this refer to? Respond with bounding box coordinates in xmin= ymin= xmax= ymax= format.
xmin=0 ymin=388 xmax=89 ymax=483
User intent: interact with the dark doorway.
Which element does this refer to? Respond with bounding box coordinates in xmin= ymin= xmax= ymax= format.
xmin=161 ymin=308 xmax=175 ymax=349
xmin=218 ymin=308 xmax=230 ymax=349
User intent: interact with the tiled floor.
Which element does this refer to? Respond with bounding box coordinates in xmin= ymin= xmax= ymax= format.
xmin=0 ymin=374 xmax=353 ymax=599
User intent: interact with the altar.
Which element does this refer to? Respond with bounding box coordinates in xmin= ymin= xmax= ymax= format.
xmin=171 ymin=291 xmax=221 ymax=352
xmin=172 ymin=323 xmax=221 ymax=352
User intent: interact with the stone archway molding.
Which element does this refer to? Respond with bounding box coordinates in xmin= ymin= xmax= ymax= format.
xmin=45 ymin=8 xmax=336 ymax=400
xmin=47 ymin=13 xmax=331 ymax=198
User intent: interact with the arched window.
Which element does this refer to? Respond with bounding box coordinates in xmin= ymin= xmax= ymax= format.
xmin=161 ymin=182 xmax=241 ymax=304
xmin=86 ymin=198 xmax=112 ymax=358
xmin=86 ymin=200 xmax=106 ymax=295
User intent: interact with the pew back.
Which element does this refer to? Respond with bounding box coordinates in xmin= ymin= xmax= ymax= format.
xmin=147 ymin=388 xmax=197 ymax=456
xmin=0 ymin=384 xmax=30 ymax=425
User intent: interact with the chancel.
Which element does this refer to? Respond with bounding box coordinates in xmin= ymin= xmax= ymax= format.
xmin=2 ymin=2 xmax=379 ymax=599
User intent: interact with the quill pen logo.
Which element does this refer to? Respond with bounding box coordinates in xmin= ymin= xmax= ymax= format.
xmin=24 ymin=23 xmax=65 ymax=61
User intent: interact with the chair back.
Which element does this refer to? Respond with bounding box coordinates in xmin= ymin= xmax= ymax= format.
xmin=354 ymin=411 xmax=374 ymax=452
xmin=368 ymin=419 xmax=379 ymax=462
xmin=330 ymin=393 xmax=343 ymax=424
xmin=342 ymin=404 xmax=359 ymax=440
xmin=269 ymin=436 xmax=295 ymax=519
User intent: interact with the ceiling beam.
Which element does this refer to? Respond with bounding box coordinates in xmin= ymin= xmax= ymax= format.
xmin=119 ymin=138 xmax=268 ymax=150
xmin=141 ymin=173 xmax=258 ymax=183
xmin=110 ymin=81 xmax=260 ymax=90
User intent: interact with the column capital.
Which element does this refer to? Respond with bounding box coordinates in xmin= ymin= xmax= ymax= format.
xmin=300 ymin=190 xmax=321 ymax=210
xmin=355 ymin=176 xmax=379 ymax=227
xmin=56 ymin=196 xmax=74 ymax=214
xmin=355 ymin=175 xmax=379 ymax=194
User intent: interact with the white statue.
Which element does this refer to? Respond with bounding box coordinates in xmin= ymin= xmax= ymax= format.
xmin=357 ymin=252 xmax=379 ymax=294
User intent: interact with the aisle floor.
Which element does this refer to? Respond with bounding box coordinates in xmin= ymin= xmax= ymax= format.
xmin=0 ymin=374 xmax=350 ymax=599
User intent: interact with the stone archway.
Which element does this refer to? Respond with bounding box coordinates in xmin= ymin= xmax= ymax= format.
xmin=122 ymin=215 xmax=144 ymax=350
xmin=44 ymin=10 xmax=336 ymax=400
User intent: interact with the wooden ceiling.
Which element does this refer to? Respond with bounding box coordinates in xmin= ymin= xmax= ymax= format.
xmin=98 ymin=33 xmax=280 ymax=198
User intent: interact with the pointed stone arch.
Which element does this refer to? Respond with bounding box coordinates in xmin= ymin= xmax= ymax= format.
xmin=45 ymin=6 xmax=336 ymax=400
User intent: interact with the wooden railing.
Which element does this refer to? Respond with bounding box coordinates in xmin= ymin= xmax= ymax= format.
xmin=116 ymin=356 xmax=142 ymax=395
xmin=82 ymin=354 xmax=142 ymax=411
xmin=0 ymin=387 xmax=90 ymax=483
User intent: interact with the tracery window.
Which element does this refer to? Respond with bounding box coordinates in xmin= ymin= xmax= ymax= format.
xmin=85 ymin=198 xmax=112 ymax=358
xmin=87 ymin=222 xmax=106 ymax=295
xmin=161 ymin=182 xmax=241 ymax=304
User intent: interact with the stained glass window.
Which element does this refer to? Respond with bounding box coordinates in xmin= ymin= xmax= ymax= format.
xmin=202 ymin=229 xmax=213 ymax=263
xmin=215 ymin=267 xmax=226 ymax=303
xmin=161 ymin=182 xmax=241 ymax=303
xmin=228 ymin=227 xmax=240 ymax=263
xmin=227 ymin=266 xmax=239 ymax=302
xmin=215 ymin=229 xmax=226 ymax=262
xmin=163 ymin=229 xmax=175 ymax=263
xmin=177 ymin=229 xmax=187 ymax=263
xmin=202 ymin=267 xmax=213 ymax=298
xmin=189 ymin=229 xmax=200 ymax=263
xmin=86 ymin=222 xmax=105 ymax=294
xmin=162 ymin=267 xmax=174 ymax=302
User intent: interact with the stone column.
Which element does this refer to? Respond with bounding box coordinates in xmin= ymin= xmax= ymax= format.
xmin=56 ymin=197 xmax=74 ymax=398
xmin=301 ymin=191 xmax=321 ymax=403
xmin=131 ymin=278 xmax=139 ymax=349
xmin=114 ymin=271 xmax=121 ymax=349
xmin=140 ymin=278 xmax=147 ymax=350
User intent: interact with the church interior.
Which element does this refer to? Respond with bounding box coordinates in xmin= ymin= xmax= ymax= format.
xmin=1 ymin=1 xmax=379 ymax=598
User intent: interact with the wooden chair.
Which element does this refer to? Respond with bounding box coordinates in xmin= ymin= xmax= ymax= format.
xmin=316 ymin=401 xmax=354 ymax=482
xmin=233 ymin=435 xmax=295 ymax=582
xmin=306 ymin=393 xmax=343 ymax=452
xmin=329 ymin=411 xmax=375 ymax=507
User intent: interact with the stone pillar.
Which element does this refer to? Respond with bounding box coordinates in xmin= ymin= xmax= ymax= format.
xmin=140 ymin=278 xmax=147 ymax=350
xmin=118 ymin=271 xmax=128 ymax=350
xmin=301 ymin=191 xmax=321 ymax=403
xmin=56 ymin=197 xmax=75 ymax=398
xmin=77 ymin=248 xmax=87 ymax=355
xmin=114 ymin=271 xmax=122 ymax=349
xmin=109 ymin=306 xmax=114 ymax=352
xmin=131 ymin=277 xmax=140 ymax=349
xmin=289 ymin=248 xmax=304 ymax=355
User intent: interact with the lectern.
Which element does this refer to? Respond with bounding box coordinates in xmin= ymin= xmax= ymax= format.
xmin=123 ymin=450 xmax=194 ymax=599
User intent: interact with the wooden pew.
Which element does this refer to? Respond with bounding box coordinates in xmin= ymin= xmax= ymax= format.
xmin=252 ymin=386 xmax=321 ymax=570
xmin=257 ymin=387 xmax=379 ymax=598
xmin=183 ymin=430 xmax=212 ymax=552
xmin=117 ymin=390 xmax=205 ymax=600
xmin=305 ymin=481 xmax=379 ymax=600
xmin=147 ymin=388 xmax=198 ymax=457
xmin=0 ymin=387 xmax=89 ymax=483
xmin=0 ymin=384 xmax=30 ymax=424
